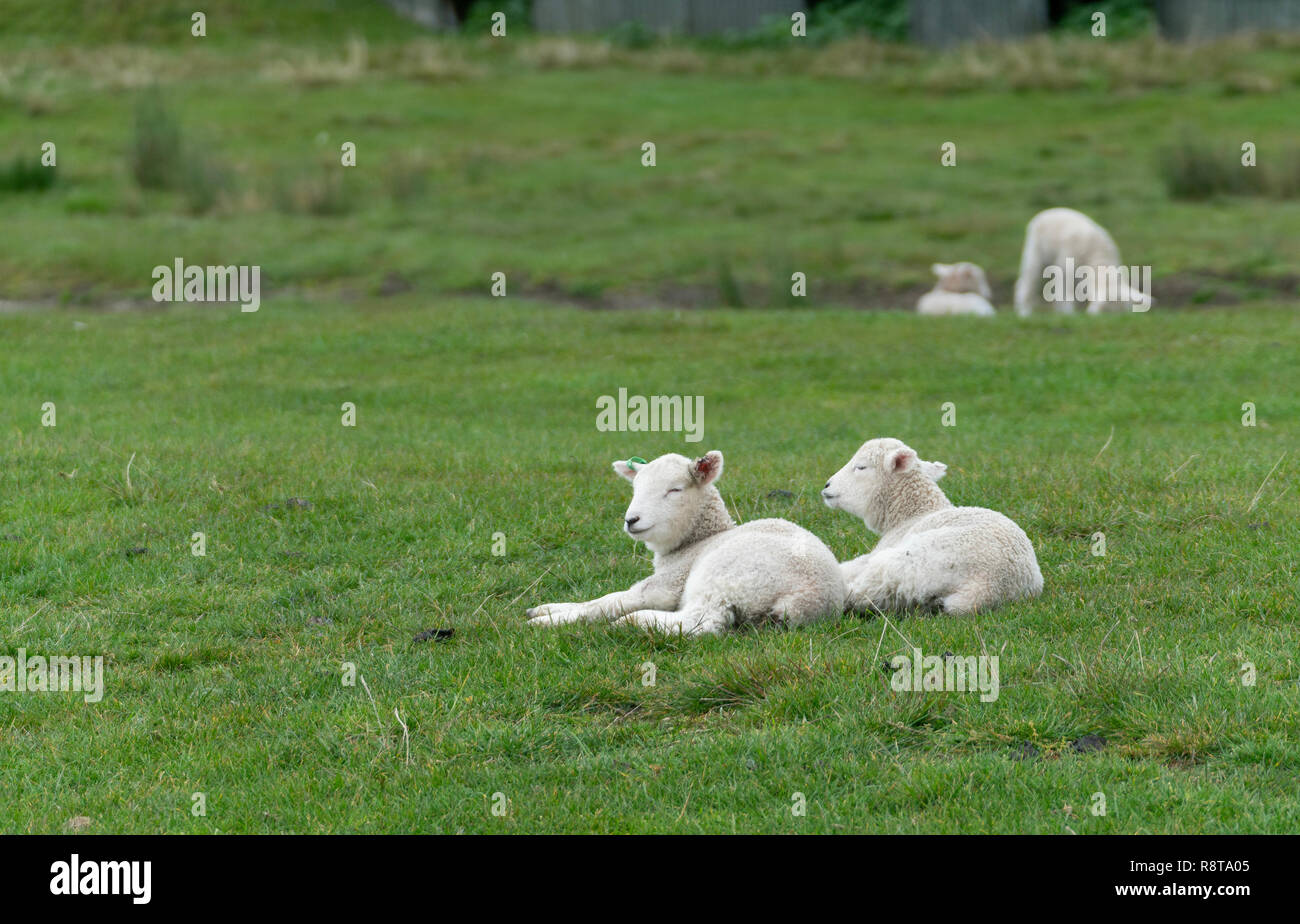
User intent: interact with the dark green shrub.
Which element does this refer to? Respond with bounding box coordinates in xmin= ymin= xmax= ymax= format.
xmin=0 ymin=154 xmax=55 ymax=193
xmin=1159 ymin=133 xmax=1272 ymax=200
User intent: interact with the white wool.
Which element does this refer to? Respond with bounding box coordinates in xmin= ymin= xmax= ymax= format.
xmin=822 ymin=438 xmax=1042 ymax=615
xmin=917 ymin=292 xmax=995 ymax=316
xmin=917 ymin=262 xmax=995 ymax=316
xmin=528 ymin=451 xmax=845 ymax=636
xmin=1014 ymin=207 xmax=1148 ymax=315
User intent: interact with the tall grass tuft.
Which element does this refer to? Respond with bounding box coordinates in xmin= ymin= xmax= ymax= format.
xmin=270 ymin=161 xmax=356 ymax=216
xmin=129 ymin=92 xmax=183 ymax=190
xmin=715 ymin=259 xmax=745 ymax=308
xmin=128 ymin=93 xmax=235 ymax=213
xmin=385 ymin=152 xmax=430 ymax=204
xmin=179 ymin=148 xmax=235 ymax=215
xmin=1158 ymin=133 xmax=1297 ymax=200
xmin=1269 ymin=147 xmax=1300 ymax=199
xmin=0 ymin=154 xmax=55 ymax=193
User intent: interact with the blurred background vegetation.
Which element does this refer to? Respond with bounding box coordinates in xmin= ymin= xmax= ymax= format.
xmin=1 ymin=0 xmax=1297 ymax=308
xmin=0 ymin=0 xmax=1170 ymax=44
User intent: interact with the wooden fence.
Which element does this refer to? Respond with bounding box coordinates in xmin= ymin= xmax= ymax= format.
xmin=532 ymin=0 xmax=795 ymax=35
xmin=910 ymin=0 xmax=1048 ymax=47
xmin=382 ymin=0 xmax=459 ymax=30
xmin=382 ymin=1 xmax=1300 ymax=41
xmin=1155 ymin=0 xmax=1300 ymax=38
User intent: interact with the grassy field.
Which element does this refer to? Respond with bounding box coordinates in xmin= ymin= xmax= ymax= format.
xmin=1 ymin=3 xmax=1298 ymax=833
xmin=3 ymin=16 xmax=1300 ymax=304
xmin=2 ymin=299 xmax=1297 ymax=833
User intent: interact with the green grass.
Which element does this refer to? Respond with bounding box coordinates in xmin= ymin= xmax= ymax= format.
xmin=2 ymin=299 xmax=1297 ymax=833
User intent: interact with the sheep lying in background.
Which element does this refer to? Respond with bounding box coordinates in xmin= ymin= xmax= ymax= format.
xmin=1014 ymin=207 xmax=1150 ymax=315
xmin=821 ymin=438 xmax=1042 ymax=616
xmin=916 ymin=262 xmax=995 ymax=316
xmin=527 ymin=451 xmax=845 ymax=636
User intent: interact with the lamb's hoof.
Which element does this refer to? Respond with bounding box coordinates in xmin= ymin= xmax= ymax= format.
xmin=525 ymin=607 xmax=539 ymax=619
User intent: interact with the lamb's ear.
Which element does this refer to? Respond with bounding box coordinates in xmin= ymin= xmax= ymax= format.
xmin=931 ymin=263 xmax=952 ymax=278
xmin=918 ymin=459 xmax=948 ymax=482
xmin=884 ymin=447 xmax=917 ymax=475
xmin=691 ymin=450 xmax=724 ymax=487
xmin=612 ymin=460 xmax=637 ymax=482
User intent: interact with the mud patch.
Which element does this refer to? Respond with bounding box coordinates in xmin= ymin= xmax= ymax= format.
xmin=4 ymin=270 xmax=1294 ymax=314
xmin=515 ymin=269 xmax=1298 ymax=312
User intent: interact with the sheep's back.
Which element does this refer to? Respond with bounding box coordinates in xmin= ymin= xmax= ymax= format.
xmin=682 ymin=518 xmax=845 ymax=618
xmin=1028 ymin=208 xmax=1121 ymax=268
xmin=882 ymin=506 xmax=1042 ymax=597
xmin=917 ymin=291 xmax=996 ymax=316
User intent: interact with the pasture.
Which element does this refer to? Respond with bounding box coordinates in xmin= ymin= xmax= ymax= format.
xmin=1 ymin=2 xmax=1297 ymax=833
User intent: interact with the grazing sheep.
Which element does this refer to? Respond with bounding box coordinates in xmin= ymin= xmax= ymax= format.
xmin=527 ymin=451 xmax=845 ymax=636
xmin=917 ymin=262 xmax=995 ymax=316
xmin=1014 ymin=207 xmax=1150 ymax=315
xmin=821 ymin=438 xmax=1042 ymax=616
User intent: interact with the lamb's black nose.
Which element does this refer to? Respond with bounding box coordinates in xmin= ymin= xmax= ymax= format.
xmin=824 ymin=480 xmax=831 ymax=489
xmin=625 ymin=516 xmax=640 ymax=528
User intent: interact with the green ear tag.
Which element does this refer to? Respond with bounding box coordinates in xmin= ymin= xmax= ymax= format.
xmin=628 ymin=456 xmax=647 ymax=469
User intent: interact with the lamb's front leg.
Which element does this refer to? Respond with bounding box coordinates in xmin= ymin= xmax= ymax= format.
xmin=527 ymin=577 xmax=677 ymax=627
xmin=525 ymin=591 xmax=635 ymax=626
xmin=1013 ymin=259 xmax=1039 ymax=317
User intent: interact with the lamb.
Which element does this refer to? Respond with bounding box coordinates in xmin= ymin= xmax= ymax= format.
xmin=821 ymin=438 xmax=1042 ymax=616
xmin=916 ymin=262 xmax=995 ymax=316
xmin=1013 ymin=207 xmax=1150 ymax=315
xmin=526 ymin=451 xmax=845 ymax=636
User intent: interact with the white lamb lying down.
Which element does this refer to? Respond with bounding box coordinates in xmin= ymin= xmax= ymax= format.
xmin=916 ymin=262 xmax=995 ymax=316
xmin=821 ymin=438 xmax=1042 ymax=616
xmin=1014 ymin=207 xmax=1150 ymax=315
xmin=527 ymin=451 xmax=845 ymax=636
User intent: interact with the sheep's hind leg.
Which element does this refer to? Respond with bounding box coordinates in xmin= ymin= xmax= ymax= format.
xmin=616 ymin=606 xmax=728 ymax=637
xmin=845 ymin=550 xmax=907 ymax=614
xmin=939 ymin=584 xmax=996 ymax=616
xmin=839 ymin=555 xmax=871 ymax=588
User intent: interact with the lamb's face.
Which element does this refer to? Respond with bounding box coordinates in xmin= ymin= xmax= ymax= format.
xmin=821 ymin=438 xmax=946 ymax=530
xmin=933 ymin=262 xmax=992 ymax=299
xmin=613 ymin=451 xmax=723 ymax=553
